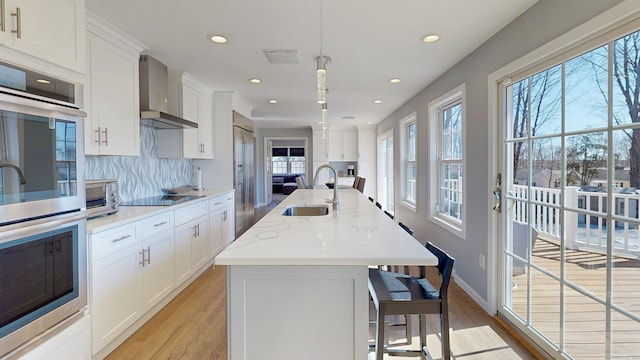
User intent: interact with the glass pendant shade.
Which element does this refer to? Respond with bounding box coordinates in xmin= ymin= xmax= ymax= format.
xmin=317 ymin=68 xmax=326 ymax=104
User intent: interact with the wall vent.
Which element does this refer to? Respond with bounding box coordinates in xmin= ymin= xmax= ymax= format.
xmin=263 ymin=49 xmax=302 ymax=64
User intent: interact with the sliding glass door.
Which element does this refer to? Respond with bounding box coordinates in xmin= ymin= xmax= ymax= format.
xmin=499 ymin=25 xmax=640 ymax=359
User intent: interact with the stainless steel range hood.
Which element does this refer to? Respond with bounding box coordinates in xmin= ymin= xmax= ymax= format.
xmin=139 ymin=55 xmax=198 ymax=129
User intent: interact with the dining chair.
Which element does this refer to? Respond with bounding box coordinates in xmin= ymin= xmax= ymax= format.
xmin=375 ymin=202 xmax=382 ymax=209
xmin=295 ymin=175 xmax=307 ymax=189
xmin=384 ymin=210 xmax=394 ymax=220
xmin=352 ymin=176 xmax=361 ymax=189
xmin=369 ymin=241 xmax=455 ymax=360
xmin=356 ymin=177 xmax=366 ymax=193
xmin=368 ymin=196 xmax=374 ymax=203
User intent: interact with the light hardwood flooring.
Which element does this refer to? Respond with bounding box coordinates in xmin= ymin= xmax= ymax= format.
xmin=107 ymin=199 xmax=539 ymax=359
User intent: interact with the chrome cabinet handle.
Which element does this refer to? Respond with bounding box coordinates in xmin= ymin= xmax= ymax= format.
xmin=11 ymin=7 xmax=20 ymax=39
xmin=214 ymin=202 xmax=222 ymax=206
xmin=1 ymin=0 xmax=5 ymax=32
xmin=112 ymin=234 xmax=131 ymax=243
xmin=102 ymin=128 xmax=108 ymax=145
xmin=153 ymin=221 xmax=167 ymax=227
xmin=145 ymin=246 xmax=151 ymax=265
xmin=139 ymin=249 xmax=144 ymax=266
xmin=94 ymin=127 xmax=101 ymax=144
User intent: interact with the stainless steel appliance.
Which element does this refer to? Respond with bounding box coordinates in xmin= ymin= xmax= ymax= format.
xmin=139 ymin=55 xmax=198 ymax=129
xmin=347 ymin=164 xmax=355 ymax=176
xmin=85 ymin=179 xmax=120 ymax=218
xmin=233 ymin=112 xmax=255 ymax=236
xmin=0 ymin=61 xmax=87 ymax=358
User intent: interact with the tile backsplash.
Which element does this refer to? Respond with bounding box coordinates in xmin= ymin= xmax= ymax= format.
xmin=86 ymin=126 xmax=194 ymax=202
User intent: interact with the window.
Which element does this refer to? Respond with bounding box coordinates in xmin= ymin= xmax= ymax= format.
xmin=429 ymin=84 xmax=465 ymax=236
xmin=377 ymin=129 xmax=394 ymax=213
xmin=271 ymin=147 xmax=305 ymax=174
xmin=400 ymin=114 xmax=417 ymax=210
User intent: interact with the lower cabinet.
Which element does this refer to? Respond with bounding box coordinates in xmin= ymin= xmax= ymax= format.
xmin=210 ymin=193 xmax=235 ymax=258
xmin=19 ymin=315 xmax=91 ymax=360
xmin=89 ymin=192 xmax=232 ymax=357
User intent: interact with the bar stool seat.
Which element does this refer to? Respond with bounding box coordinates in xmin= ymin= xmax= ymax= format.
xmin=369 ymin=242 xmax=455 ymax=360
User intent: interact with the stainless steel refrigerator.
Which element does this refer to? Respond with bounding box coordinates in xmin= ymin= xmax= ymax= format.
xmin=233 ymin=117 xmax=255 ymax=237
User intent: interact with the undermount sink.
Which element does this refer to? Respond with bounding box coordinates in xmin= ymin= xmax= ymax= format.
xmin=281 ymin=205 xmax=330 ymax=216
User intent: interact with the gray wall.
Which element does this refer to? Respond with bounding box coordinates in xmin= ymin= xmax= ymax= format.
xmin=377 ymin=0 xmax=623 ymax=303
xmin=254 ymin=127 xmax=312 ymax=205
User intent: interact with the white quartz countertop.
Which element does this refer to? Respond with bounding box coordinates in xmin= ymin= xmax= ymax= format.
xmin=215 ymin=189 xmax=437 ymax=266
xmin=87 ymin=188 xmax=233 ymax=234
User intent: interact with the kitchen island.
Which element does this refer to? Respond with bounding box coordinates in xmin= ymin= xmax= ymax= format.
xmin=215 ymin=188 xmax=437 ymax=360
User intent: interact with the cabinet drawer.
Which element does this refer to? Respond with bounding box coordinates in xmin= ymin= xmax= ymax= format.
xmin=210 ymin=193 xmax=233 ymax=212
xmin=91 ymin=223 xmax=140 ymax=261
xmin=141 ymin=211 xmax=174 ymax=239
xmin=174 ymin=201 xmax=209 ymax=226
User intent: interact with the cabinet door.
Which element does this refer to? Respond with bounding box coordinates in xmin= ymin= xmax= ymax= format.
xmin=91 ymin=245 xmax=141 ymax=354
xmin=20 ymin=315 xmax=91 ymax=360
xmin=222 ymin=203 xmax=235 ymax=246
xmin=209 ymin=208 xmax=224 ymax=258
xmin=313 ymin=162 xmax=331 ymax=187
xmin=312 ymin=129 xmax=328 ymax=163
xmin=197 ymin=93 xmax=214 ymax=159
xmin=182 ymin=84 xmax=200 ymax=158
xmin=192 ymin=216 xmax=209 ymax=269
xmin=86 ymin=31 xmax=140 ymax=156
xmin=1 ymin=0 xmax=85 ymax=73
xmin=327 ymin=130 xmax=342 ymax=161
xmin=141 ymin=232 xmax=174 ymax=312
xmin=174 ymin=220 xmax=197 ymax=286
xmin=358 ymin=161 xmax=376 ymax=198
xmin=357 ymin=129 xmax=375 ymax=162
xmin=342 ymin=130 xmax=358 ymax=161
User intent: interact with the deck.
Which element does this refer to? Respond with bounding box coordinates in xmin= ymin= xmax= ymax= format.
xmin=510 ymin=238 xmax=640 ymax=359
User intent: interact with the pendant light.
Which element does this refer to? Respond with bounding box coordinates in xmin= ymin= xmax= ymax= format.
xmin=316 ymin=0 xmax=330 ymax=104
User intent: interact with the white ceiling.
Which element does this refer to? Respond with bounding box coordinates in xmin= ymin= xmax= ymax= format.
xmin=86 ymin=0 xmax=537 ymax=129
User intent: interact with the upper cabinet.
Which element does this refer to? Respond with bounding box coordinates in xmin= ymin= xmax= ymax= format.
xmin=0 ymin=0 xmax=85 ymax=73
xmin=357 ymin=128 xmax=375 ymax=162
xmin=328 ymin=129 xmax=357 ymax=161
xmin=84 ymin=14 xmax=146 ymax=156
xmin=157 ymin=72 xmax=213 ymax=159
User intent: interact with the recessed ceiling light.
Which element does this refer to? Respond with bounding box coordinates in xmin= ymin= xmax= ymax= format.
xmin=36 ymin=79 xmax=51 ymax=84
xmin=249 ymin=78 xmax=262 ymax=84
xmin=317 ymin=121 xmax=322 ymax=124
xmin=373 ymin=99 xmax=383 ymax=104
xmin=268 ymin=99 xmax=277 ymax=104
xmin=422 ymin=34 xmax=440 ymax=43
xmin=389 ymin=78 xmax=401 ymax=84
xmin=367 ymin=121 xmax=372 ymax=124
xmin=209 ymin=34 xmax=228 ymax=44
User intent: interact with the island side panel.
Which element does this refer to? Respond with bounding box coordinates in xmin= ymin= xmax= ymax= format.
xmin=227 ymin=265 xmax=369 ymax=360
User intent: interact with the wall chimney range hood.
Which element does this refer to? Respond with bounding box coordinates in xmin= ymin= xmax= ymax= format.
xmin=139 ymin=55 xmax=198 ymax=129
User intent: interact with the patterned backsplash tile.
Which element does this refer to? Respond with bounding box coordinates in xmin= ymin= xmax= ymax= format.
xmin=86 ymin=126 xmax=194 ymax=202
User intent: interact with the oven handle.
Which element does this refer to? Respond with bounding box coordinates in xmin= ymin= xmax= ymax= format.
xmin=0 ymin=211 xmax=88 ymax=242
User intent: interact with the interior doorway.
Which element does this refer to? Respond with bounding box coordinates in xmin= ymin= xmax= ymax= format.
xmin=263 ymin=137 xmax=309 ymax=206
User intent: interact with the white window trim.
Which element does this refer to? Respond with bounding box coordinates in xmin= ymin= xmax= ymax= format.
xmin=377 ymin=129 xmax=394 ymax=213
xmin=429 ymin=84 xmax=466 ymax=238
xmin=400 ymin=113 xmax=417 ymax=212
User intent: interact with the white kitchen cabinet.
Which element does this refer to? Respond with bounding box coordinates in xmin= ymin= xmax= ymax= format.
xmin=84 ymin=16 xmax=144 ymax=156
xmin=312 ymin=128 xmax=328 ymax=163
xmin=357 ymin=128 xmax=376 ymax=162
xmin=140 ymin=223 xmax=174 ymax=312
xmin=338 ymin=177 xmax=355 ymax=187
xmin=328 ymin=130 xmax=357 ymax=161
xmin=90 ymin=223 xmax=142 ymax=354
xmin=357 ymin=162 xmax=375 ymax=198
xmin=18 ymin=315 xmax=91 ymax=360
xmin=209 ymin=193 xmax=234 ymax=258
xmin=0 ymin=0 xmax=85 ymax=73
xmin=174 ymin=201 xmax=209 ymax=286
xmin=158 ymin=72 xmax=214 ymax=159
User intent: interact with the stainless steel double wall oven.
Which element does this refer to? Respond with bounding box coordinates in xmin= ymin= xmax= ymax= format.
xmin=0 ymin=61 xmax=87 ymax=358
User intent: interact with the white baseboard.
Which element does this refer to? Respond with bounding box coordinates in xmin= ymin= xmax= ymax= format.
xmin=452 ymin=270 xmax=492 ymax=315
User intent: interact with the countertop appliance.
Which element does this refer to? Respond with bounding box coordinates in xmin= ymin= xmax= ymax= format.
xmin=233 ymin=112 xmax=255 ymax=237
xmin=0 ymin=61 xmax=87 ymax=359
xmin=347 ymin=164 xmax=355 ymax=176
xmin=86 ymin=179 xmax=120 ymax=218
xmin=139 ymin=55 xmax=198 ymax=129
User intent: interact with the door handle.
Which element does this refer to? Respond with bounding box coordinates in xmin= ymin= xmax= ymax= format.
xmin=493 ymin=173 xmax=502 ymax=213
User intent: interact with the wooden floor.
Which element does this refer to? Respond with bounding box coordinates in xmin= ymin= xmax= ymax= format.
xmin=107 ymin=200 xmax=538 ymax=359
xmin=510 ymin=239 xmax=640 ymax=359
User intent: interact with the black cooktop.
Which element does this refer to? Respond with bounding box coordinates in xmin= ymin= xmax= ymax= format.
xmin=120 ymin=195 xmax=204 ymax=206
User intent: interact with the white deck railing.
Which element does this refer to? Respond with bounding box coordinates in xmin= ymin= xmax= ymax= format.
xmin=511 ymin=185 xmax=640 ymax=256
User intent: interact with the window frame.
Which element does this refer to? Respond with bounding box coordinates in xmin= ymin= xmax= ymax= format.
xmin=400 ymin=113 xmax=417 ymax=211
xmin=271 ymin=146 xmax=306 ymax=175
xmin=429 ymin=84 xmax=466 ymax=238
xmin=377 ymin=129 xmax=394 ymax=213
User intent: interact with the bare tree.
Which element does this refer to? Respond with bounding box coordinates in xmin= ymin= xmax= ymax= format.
xmin=567 ymin=133 xmax=607 ymax=186
xmin=511 ymin=66 xmax=562 ymax=181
